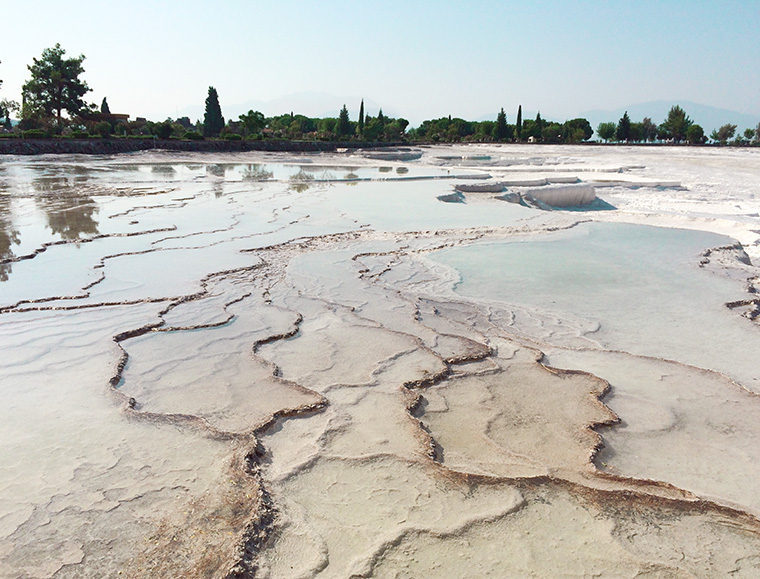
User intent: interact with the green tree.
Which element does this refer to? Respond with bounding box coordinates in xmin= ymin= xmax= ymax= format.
xmin=641 ymin=117 xmax=658 ymax=142
xmin=384 ymin=117 xmax=409 ymax=141
xmin=541 ymin=122 xmax=564 ymax=143
xmin=154 ymin=120 xmax=174 ymax=139
xmin=520 ymin=119 xmax=538 ymax=140
xmin=565 ymin=118 xmax=593 ymax=141
xmin=744 ymin=128 xmax=755 ymax=141
xmin=661 ymin=105 xmax=693 ymax=142
xmin=755 ymin=122 xmax=760 ymax=143
xmin=629 ymin=122 xmax=643 ymax=142
xmin=616 ymin=111 xmax=631 ymax=142
xmin=515 ymin=105 xmax=522 ymax=141
xmin=710 ymin=123 xmax=736 ymax=144
xmin=357 ymin=99 xmax=364 ymax=137
xmin=100 ymin=97 xmax=110 ymax=114
xmin=686 ymin=124 xmax=705 ymax=144
xmin=336 ymin=104 xmax=351 ymax=138
xmin=202 ymin=86 xmax=224 ymax=138
xmin=363 ymin=115 xmax=382 ymax=140
xmin=238 ymin=109 xmax=265 ymax=137
xmin=0 ymin=99 xmax=18 ymax=128
xmin=473 ymin=120 xmax=494 ymax=141
xmin=318 ymin=117 xmax=337 ymax=137
xmin=597 ymin=122 xmax=616 ymax=142
xmin=94 ymin=120 xmax=112 ymax=138
xmin=494 ymin=107 xmax=508 ymax=141
xmin=22 ymin=44 xmax=91 ymax=126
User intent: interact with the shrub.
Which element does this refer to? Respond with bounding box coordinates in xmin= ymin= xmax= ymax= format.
xmin=94 ymin=121 xmax=112 ymax=138
xmin=183 ymin=131 xmax=204 ymax=141
xmin=154 ymin=121 xmax=173 ymax=140
xmin=23 ymin=129 xmax=48 ymax=139
xmin=223 ymin=133 xmax=242 ymax=141
xmin=71 ymin=130 xmax=89 ymax=139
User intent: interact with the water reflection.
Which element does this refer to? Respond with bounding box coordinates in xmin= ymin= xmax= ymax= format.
xmin=0 ymin=196 xmax=20 ymax=282
xmin=151 ymin=164 xmax=176 ymax=176
xmin=31 ymin=168 xmax=90 ymax=193
xmin=38 ymin=196 xmax=99 ymax=240
xmin=206 ymin=164 xmax=228 ymax=178
xmin=31 ymin=171 xmax=100 ymax=241
xmin=289 ymin=169 xmax=315 ymax=193
xmin=241 ymin=164 xmax=274 ymax=181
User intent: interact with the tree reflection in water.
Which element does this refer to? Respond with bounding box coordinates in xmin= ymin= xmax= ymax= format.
xmin=32 ymin=169 xmax=100 ymax=242
xmin=207 ymin=164 xmax=228 ymax=198
xmin=241 ymin=164 xmax=273 ymax=182
xmin=0 ymin=196 xmax=20 ymax=282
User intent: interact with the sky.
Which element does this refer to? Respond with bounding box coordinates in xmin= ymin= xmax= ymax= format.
xmin=1 ymin=0 xmax=758 ymax=127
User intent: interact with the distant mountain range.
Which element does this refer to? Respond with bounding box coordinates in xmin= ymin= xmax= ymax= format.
xmin=578 ymin=101 xmax=760 ymax=136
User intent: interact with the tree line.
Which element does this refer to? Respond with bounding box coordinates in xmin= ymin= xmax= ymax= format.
xmin=2 ymin=44 xmax=759 ymax=146
xmin=596 ymin=106 xmax=759 ymax=145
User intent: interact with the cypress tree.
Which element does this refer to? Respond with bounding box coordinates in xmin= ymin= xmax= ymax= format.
xmin=357 ymin=99 xmax=364 ymax=137
xmin=515 ymin=105 xmax=522 ymax=141
xmin=101 ymin=97 xmax=110 ymax=114
xmin=377 ymin=108 xmax=385 ymax=126
xmin=203 ymin=86 xmax=224 ymax=138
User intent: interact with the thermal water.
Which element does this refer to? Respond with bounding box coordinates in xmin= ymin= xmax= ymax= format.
xmin=1 ymin=145 xmax=760 ymax=577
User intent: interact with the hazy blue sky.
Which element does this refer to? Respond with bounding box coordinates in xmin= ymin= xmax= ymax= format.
xmin=1 ymin=0 xmax=758 ymax=126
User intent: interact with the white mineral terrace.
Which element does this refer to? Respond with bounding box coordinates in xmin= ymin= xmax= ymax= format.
xmin=1 ymin=144 xmax=760 ymax=578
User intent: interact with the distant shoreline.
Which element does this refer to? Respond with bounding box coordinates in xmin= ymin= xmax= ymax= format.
xmin=0 ymin=138 xmax=404 ymax=156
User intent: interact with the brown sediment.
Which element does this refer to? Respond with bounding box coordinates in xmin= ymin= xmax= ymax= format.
xmin=102 ymin=270 xmax=331 ymax=578
xmin=357 ymin=473 xmax=760 ymax=578
xmin=122 ymin=444 xmax=267 ymax=579
xmin=726 ymin=295 xmax=760 ymax=320
xmin=697 ymin=242 xmax=760 ymax=321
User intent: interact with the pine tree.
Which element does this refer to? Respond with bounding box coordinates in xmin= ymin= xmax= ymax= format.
xmin=203 ymin=86 xmax=224 ymax=138
xmin=357 ymin=99 xmax=364 ymax=137
xmin=22 ymin=44 xmax=91 ymax=126
xmin=495 ymin=108 xmax=508 ymax=141
xmin=337 ymin=104 xmax=351 ymax=138
xmin=100 ymin=97 xmax=110 ymax=114
xmin=377 ymin=108 xmax=385 ymax=126
xmin=616 ymin=111 xmax=631 ymax=142
xmin=662 ymin=105 xmax=692 ymax=143
xmin=515 ymin=105 xmax=522 ymax=141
